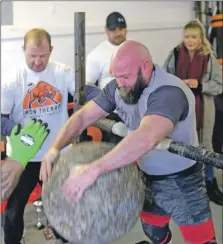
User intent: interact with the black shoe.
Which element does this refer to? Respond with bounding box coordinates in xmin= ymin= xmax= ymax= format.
xmin=206 ymin=178 xmax=223 ymax=206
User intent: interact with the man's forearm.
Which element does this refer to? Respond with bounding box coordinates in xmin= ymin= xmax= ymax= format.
xmin=94 ymin=127 xmax=156 ymax=174
xmin=51 ymin=111 xmax=85 ymax=151
xmin=52 ymin=100 xmax=109 ymax=151
xmin=93 ymin=114 xmax=174 ymax=174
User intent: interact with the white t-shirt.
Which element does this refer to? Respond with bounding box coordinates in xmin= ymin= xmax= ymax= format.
xmin=86 ymin=40 xmax=120 ymax=90
xmin=1 ymin=60 xmax=75 ymax=162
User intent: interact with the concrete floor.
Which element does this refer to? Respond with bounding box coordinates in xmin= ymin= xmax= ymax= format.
xmin=1 ymin=199 xmax=222 ymax=244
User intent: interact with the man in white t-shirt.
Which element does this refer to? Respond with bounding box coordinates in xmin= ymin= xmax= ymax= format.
xmin=1 ymin=28 xmax=76 ymax=244
xmin=86 ymin=11 xmax=127 ymax=89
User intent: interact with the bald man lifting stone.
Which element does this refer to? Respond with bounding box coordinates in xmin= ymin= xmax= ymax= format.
xmin=41 ymin=40 xmax=218 ymax=244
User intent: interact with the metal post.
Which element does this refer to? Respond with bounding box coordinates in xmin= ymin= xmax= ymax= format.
xmin=73 ymin=12 xmax=86 ymax=112
xmin=204 ymin=1 xmax=211 ymax=37
xmin=194 ymin=1 xmax=202 ymax=22
xmin=73 ymin=12 xmax=88 ymax=142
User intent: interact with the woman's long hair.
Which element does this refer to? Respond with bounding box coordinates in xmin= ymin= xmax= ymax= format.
xmin=181 ymin=19 xmax=212 ymax=56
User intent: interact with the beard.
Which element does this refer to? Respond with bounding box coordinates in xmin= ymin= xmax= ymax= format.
xmin=118 ymin=69 xmax=147 ymax=105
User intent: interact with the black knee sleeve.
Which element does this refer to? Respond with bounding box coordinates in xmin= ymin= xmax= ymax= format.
xmin=141 ymin=220 xmax=172 ymax=244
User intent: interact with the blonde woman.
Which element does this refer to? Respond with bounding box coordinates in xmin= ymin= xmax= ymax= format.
xmin=163 ymin=19 xmax=223 ymax=206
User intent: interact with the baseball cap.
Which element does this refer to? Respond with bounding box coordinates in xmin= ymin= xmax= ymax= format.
xmin=106 ymin=12 xmax=127 ymax=30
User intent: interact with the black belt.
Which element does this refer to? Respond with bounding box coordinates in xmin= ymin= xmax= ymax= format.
xmin=141 ymin=162 xmax=203 ymax=181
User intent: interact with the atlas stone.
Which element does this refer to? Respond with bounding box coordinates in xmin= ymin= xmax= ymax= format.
xmin=42 ymin=142 xmax=146 ymax=244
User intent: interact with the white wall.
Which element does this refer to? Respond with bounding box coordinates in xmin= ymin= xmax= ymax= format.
xmin=1 ymin=1 xmax=194 ymax=79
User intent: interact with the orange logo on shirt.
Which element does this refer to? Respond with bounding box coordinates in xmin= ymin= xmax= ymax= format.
xmin=23 ymin=81 xmax=62 ymax=117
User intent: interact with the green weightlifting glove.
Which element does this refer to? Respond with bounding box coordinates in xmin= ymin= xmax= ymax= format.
xmin=10 ymin=119 xmax=50 ymax=168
